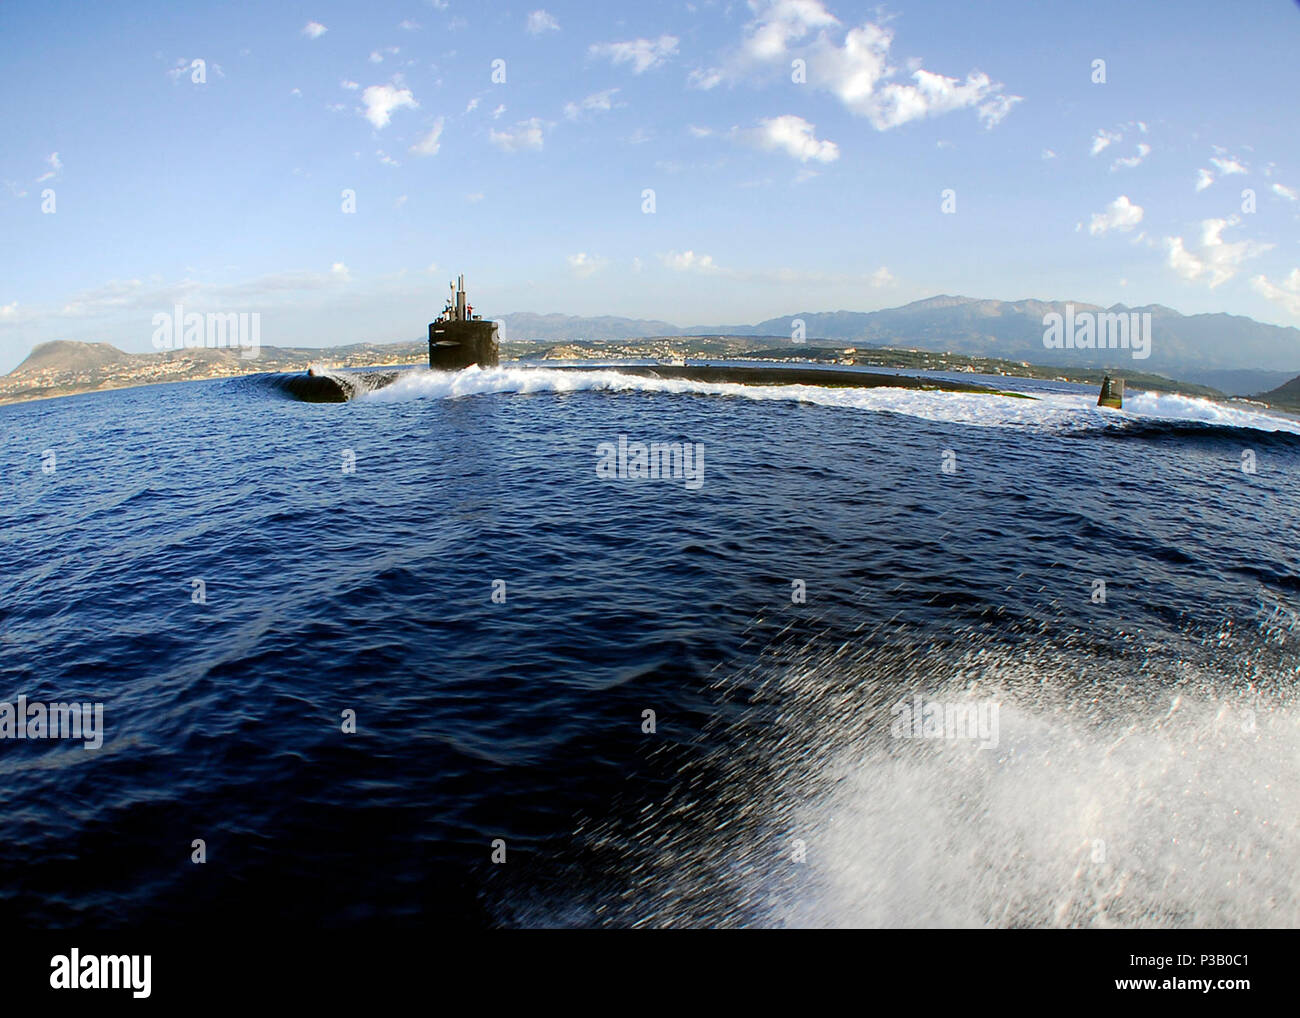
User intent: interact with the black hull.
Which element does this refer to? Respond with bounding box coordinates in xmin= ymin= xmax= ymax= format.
xmin=429 ymin=320 xmax=499 ymax=370
xmin=553 ymin=363 xmax=1009 ymax=393
xmin=264 ymin=370 xmax=404 ymax=403
xmin=267 ymin=361 xmax=1026 ymax=404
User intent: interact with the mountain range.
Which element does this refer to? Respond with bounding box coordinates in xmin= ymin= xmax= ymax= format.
xmin=498 ymin=295 xmax=1300 ymax=393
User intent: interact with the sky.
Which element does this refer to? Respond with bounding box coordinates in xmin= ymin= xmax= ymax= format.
xmin=1 ymin=0 xmax=1298 ymax=372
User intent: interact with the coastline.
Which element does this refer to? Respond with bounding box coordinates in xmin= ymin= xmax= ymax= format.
xmin=1 ymin=335 xmax=1287 ymax=411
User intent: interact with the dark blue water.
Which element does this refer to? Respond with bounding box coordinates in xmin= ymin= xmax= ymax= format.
xmin=2 ymin=367 xmax=1298 ymax=929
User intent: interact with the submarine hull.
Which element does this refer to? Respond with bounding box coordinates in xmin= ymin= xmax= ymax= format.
xmin=266 ymin=369 xmax=404 ymax=403
xmin=268 ymin=361 xmax=1030 ymax=404
xmin=429 ymin=319 xmax=499 ymax=370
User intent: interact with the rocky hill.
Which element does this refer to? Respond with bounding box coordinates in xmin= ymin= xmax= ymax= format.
xmin=0 ymin=340 xmax=427 ymax=406
xmin=1257 ymin=374 xmax=1300 ymax=412
xmin=10 ymin=340 xmax=136 ymax=375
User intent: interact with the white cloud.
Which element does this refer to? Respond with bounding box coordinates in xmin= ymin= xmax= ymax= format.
xmin=1271 ymin=183 xmax=1297 ymax=202
xmin=1041 ymin=148 xmax=1056 ymax=160
xmin=369 ymin=51 xmax=384 ymax=63
xmin=870 ymin=266 xmax=894 ymax=287
xmin=1195 ymin=168 xmax=1214 ymax=192
xmin=302 ymin=22 xmax=327 ymax=39
xmin=1111 ymin=143 xmax=1150 ymax=171
xmin=692 ymin=4 xmax=1020 ymax=131
xmin=527 ymin=10 xmax=559 ymax=34
xmin=976 ymin=94 xmax=1019 ymax=129
xmin=1165 ymin=236 xmax=1202 ymax=281
xmin=489 ymin=117 xmax=546 ymax=152
xmin=410 ymin=119 xmax=444 ymax=156
xmin=742 ymin=114 xmax=839 ymax=163
xmin=50 ymin=266 xmax=353 ymax=320
xmin=399 ymin=19 xmax=420 ymax=31
xmin=564 ymin=88 xmax=620 ymax=120
xmin=35 ymin=152 xmax=62 ymax=183
xmin=1210 ymin=155 xmax=1248 ymax=175
xmin=688 ymin=67 xmax=724 ymax=90
xmin=1088 ymin=195 xmax=1144 ymax=236
xmin=491 ymin=104 xmax=506 ymax=119
xmin=360 ymin=84 xmax=418 ymax=128
xmin=662 ymin=250 xmax=719 ymax=273
xmin=734 ymin=0 xmax=839 ymax=64
xmin=567 ymin=253 xmax=607 ymax=278
xmin=376 ymin=150 xmax=400 ymax=167
xmin=589 ymin=35 xmax=679 ymax=74
xmin=1090 ymin=128 xmax=1121 ymax=156
xmin=341 ymin=79 xmax=359 ymax=90
xmin=1251 ymin=268 xmax=1300 ymax=316
xmin=822 ymin=32 xmax=1017 ymax=130
xmin=1165 ymin=217 xmax=1271 ymax=288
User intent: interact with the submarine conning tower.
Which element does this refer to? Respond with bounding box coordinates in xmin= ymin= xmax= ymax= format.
xmin=429 ymin=274 xmax=499 ymax=370
xmin=1097 ymin=374 xmax=1123 ymax=409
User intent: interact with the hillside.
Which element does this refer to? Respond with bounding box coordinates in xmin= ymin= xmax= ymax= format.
xmin=0 ymin=339 xmax=427 ymax=406
xmin=10 ymin=340 xmax=136 ymax=375
xmin=1257 ymin=374 xmax=1300 ymax=412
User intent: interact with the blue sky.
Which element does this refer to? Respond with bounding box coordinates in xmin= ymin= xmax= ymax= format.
xmin=1 ymin=0 xmax=1298 ymax=371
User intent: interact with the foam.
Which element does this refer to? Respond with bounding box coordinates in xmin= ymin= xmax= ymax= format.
xmin=355 ymin=365 xmax=1300 ymax=437
xmin=577 ymin=633 xmax=1300 ymax=929
xmin=776 ymin=690 xmax=1300 ymax=928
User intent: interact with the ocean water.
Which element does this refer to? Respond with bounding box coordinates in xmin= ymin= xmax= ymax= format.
xmin=1 ymin=365 xmax=1298 ymax=929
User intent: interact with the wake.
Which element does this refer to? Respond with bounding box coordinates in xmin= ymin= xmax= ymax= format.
xmin=354 ymin=364 xmax=1300 ymax=439
xmin=565 ymin=622 xmax=1300 ymax=929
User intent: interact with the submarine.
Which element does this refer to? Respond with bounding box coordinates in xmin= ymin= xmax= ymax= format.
xmin=268 ymin=275 xmax=1029 ymax=403
xmin=275 ymin=275 xmax=497 ymax=401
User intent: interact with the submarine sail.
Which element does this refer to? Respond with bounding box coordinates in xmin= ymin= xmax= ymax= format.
xmin=429 ymin=274 xmax=499 ymax=370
